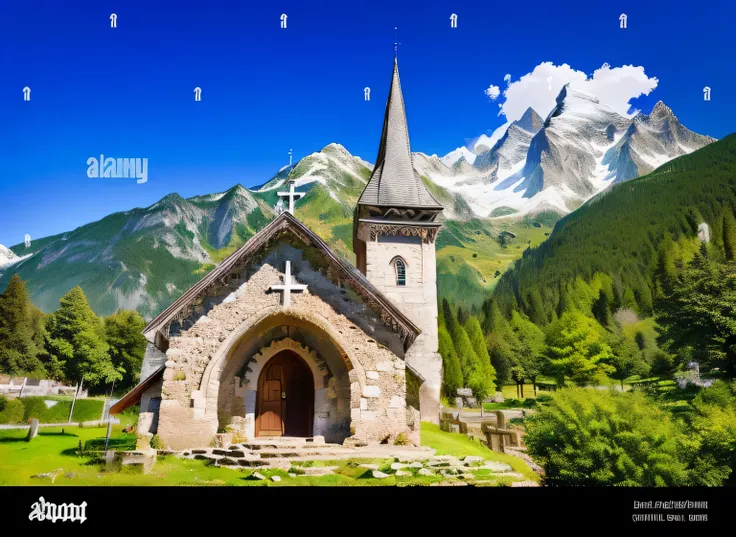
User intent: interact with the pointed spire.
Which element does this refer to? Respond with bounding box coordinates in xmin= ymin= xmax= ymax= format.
xmin=358 ymin=59 xmax=442 ymax=209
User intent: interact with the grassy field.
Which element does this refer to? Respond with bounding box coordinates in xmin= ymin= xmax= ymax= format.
xmin=0 ymin=422 xmax=536 ymax=486
xmin=436 ymin=217 xmax=555 ymax=309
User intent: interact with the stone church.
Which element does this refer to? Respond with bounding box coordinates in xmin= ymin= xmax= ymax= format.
xmin=111 ymin=58 xmax=445 ymax=450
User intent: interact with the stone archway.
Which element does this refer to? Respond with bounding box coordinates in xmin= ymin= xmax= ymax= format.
xmin=240 ymin=337 xmax=331 ymax=439
xmin=156 ymin=302 xmax=413 ymax=449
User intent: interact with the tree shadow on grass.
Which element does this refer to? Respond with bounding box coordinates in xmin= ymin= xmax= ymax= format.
xmin=38 ymin=431 xmax=80 ymax=438
xmin=0 ymin=437 xmax=30 ymax=443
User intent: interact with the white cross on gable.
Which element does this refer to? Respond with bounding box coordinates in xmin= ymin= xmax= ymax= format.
xmin=277 ymin=181 xmax=305 ymax=214
xmin=269 ymin=260 xmax=307 ymax=307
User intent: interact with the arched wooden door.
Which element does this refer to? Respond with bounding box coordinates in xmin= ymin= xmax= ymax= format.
xmin=256 ymin=350 xmax=314 ymax=437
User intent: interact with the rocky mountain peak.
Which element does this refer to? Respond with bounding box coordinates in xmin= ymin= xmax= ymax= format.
xmin=514 ymin=107 xmax=544 ymax=133
xmin=321 ymin=143 xmax=351 ymax=158
xmin=645 ymin=100 xmax=678 ymax=125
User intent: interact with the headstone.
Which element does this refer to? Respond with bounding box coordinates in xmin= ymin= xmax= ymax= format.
xmin=27 ymin=418 xmax=39 ymax=440
xmin=456 ymin=388 xmax=473 ymax=397
xmin=465 ymin=397 xmax=478 ymax=408
xmin=495 ymin=410 xmax=506 ymax=429
xmin=454 ymin=397 xmax=464 ymax=408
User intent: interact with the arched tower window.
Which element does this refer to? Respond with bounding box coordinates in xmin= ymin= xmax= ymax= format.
xmin=392 ymin=257 xmax=407 ymax=286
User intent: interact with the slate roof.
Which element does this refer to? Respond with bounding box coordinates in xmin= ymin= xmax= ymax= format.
xmin=358 ymin=59 xmax=443 ymax=209
xmin=109 ymin=365 xmax=165 ymax=415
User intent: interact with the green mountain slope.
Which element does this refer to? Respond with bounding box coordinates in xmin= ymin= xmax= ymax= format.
xmin=493 ymin=133 xmax=736 ymax=322
xmin=0 ymin=143 xmax=556 ymax=319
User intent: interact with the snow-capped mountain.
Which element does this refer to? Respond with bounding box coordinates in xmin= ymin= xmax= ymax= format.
xmin=441 ymin=146 xmax=476 ymax=167
xmin=0 ymin=245 xmax=20 ymax=270
xmin=255 ymin=143 xmax=373 ymax=207
xmin=604 ymin=101 xmax=715 ymax=183
xmin=474 ymin=107 xmax=544 ymax=180
xmin=436 ymin=86 xmax=716 ymax=217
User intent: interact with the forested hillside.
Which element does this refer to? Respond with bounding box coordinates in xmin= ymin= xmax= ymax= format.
xmin=493 ymin=133 xmax=736 ymax=318
xmin=464 ymin=133 xmax=736 ymax=386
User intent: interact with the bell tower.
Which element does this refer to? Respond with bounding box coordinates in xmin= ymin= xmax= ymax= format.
xmin=353 ymin=57 xmax=444 ymax=424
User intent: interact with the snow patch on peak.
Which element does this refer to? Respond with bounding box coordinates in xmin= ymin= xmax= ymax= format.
xmin=0 ymin=244 xmax=30 ymax=271
xmin=561 ymin=84 xmax=600 ymax=104
xmin=441 ymin=146 xmax=477 ymax=166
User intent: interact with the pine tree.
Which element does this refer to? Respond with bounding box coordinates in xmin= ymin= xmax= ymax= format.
xmin=723 ymin=209 xmax=736 ymax=261
xmin=608 ymin=326 xmax=650 ymax=388
xmin=464 ymin=317 xmax=496 ymax=400
xmin=457 ymin=307 xmax=468 ymax=326
xmin=622 ymin=286 xmax=638 ymax=312
xmin=0 ymin=275 xmax=44 ymax=375
xmin=438 ymin=324 xmax=463 ymax=398
xmin=509 ymin=311 xmax=546 ymax=396
xmin=442 ymin=299 xmax=457 ymax=333
xmin=545 ymin=311 xmax=615 ymax=386
xmin=47 ymin=287 xmax=120 ymax=387
xmin=485 ymin=300 xmax=517 ymax=386
xmin=450 ymin=322 xmax=479 ymax=388
xmin=655 ymin=234 xmax=678 ymax=297
xmin=104 ymin=310 xmax=148 ymax=391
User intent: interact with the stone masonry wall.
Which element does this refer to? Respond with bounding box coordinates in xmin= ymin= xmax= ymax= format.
xmin=154 ymin=242 xmax=418 ymax=449
xmin=364 ymin=235 xmax=442 ymax=424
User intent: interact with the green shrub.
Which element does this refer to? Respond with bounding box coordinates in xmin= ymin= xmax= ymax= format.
xmin=173 ymin=371 xmax=186 ymax=381
xmin=0 ymin=396 xmax=25 ymax=424
xmin=525 ymin=387 xmax=689 ymax=486
xmin=150 ymin=434 xmax=164 ymax=450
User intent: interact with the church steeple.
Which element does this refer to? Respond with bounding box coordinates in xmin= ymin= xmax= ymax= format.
xmin=357 ymin=59 xmax=443 ymax=212
xmin=353 ymin=57 xmax=444 ymax=428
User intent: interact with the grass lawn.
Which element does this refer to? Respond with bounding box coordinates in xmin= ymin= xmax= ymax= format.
xmin=0 ymin=422 xmax=537 ymax=486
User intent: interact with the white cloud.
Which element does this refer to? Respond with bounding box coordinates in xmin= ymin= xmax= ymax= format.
xmin=503 ymin=73 xmax=511 ymax=84
xmin=485 ymin=84 xmax=501 ymax=101
xmin=473 ymin=61 xmax=659 ymax=151
xmin=500 ymin=61 xmax=658 ymax=123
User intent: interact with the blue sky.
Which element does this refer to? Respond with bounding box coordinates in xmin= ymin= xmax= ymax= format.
xmin=0 ymin=0 xmax=733 ymax=246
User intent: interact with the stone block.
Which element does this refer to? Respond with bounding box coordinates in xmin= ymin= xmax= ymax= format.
xmin=360 ymin=398 xmax=368 ymax=410
xmin=388 ymin=395 xmax=403 ymax=409
xmin=362 ymin=385 xmax=381 ymax=398
xmin=376 ymin=361 xmax=393 ymax=372
xmin=361 ymin=411 xmax=377 ymax=421
xmin=366 ymin=371 xmax=379 ymax=380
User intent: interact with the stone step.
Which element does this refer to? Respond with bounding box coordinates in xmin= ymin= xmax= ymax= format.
xmin=239 ymin=443 xmax=341 ymax=451
xmin=257 ymin=449 xmax=348 ymax=459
